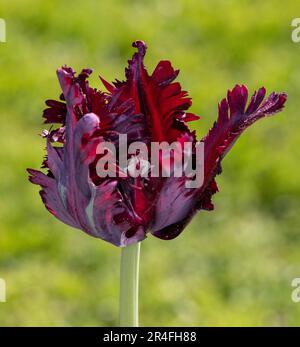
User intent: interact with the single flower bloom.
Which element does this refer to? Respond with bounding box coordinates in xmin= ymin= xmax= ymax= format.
xmin=28 ymin=41 xmax=287 ymax=247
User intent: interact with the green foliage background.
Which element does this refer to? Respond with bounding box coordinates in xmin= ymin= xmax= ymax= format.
xmin=0 ymin=0 xmax=299 ymax=326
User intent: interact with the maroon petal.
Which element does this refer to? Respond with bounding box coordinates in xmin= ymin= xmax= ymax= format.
xmin=152 ymin=85 xmax=287 ymax=239
xmin=27 ymin=168 xmax=79 ymax=229
xmin=29 ymin=66 xmax=147 ymax=246
xmin=43 ymin=99 xmax=67 ymax=124
xmin=102 ymin=40 xmax=197 ymax=143
xmin=99 ymin=41 xmax=199 ymax=228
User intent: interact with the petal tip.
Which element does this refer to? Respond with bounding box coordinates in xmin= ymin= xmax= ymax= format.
xmin=132 ymin=40 xmax=147 ymax=57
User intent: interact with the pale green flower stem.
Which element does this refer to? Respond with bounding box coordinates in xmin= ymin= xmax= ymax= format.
xmin=119 ymin=242 xmax=140 ymax=327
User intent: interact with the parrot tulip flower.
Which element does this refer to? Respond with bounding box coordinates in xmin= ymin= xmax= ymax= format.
xmin=27 ymin=41 xmax=287 ymax=247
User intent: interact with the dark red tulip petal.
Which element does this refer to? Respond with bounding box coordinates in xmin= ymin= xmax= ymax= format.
xmin=28 ymin=168 xmax=79 ymax=228
xmin=102 ymin=41 xmax=197 ymax=143
xmin=29 ymin=65 xmax=147 ymax=246
xmin=43 ymin=99 xmax=67 ymax=124
xmin=152 ymin=85 xmax=287 ymax=240
xmin=98 ymin=41 xmax=198 ymax=227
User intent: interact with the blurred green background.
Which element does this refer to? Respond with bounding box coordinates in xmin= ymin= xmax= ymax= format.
xmin=0 ymin=0 xmax=300 ymax=326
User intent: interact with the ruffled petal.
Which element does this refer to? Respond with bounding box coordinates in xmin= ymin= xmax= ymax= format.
xmin=152 ymin=85 xmax=287 ymax=239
